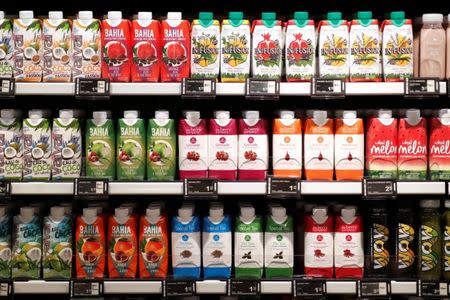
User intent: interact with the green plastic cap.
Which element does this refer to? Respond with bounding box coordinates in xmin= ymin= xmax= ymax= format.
xmin=229 ymin=11 xmax=243 ymax=20
xmin=391 ymin=11 xmax=405 ymax=20
xmin=357 ymin=11 xmax=372 ymax=19
xmin=199 ymin=12 xmax=213 ymax=20
xmin=294 ymin=11 xmax=309 ymax=20
xmin=262 ymin=12 xmax=276 ymax=20
xmin=327 ymin=12 xmax=342 ymax=20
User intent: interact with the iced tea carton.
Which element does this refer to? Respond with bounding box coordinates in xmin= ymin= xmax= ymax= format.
xmin=178 ymin=111 xmax=208 ymax=179
xmin=0 ymin=109 xmax=23 ymax=180
xmin=304 ymin=111 xmax=334 ymax=180
xmin=398 ymin=109 xmax=427 ymax=180
xmin=208 ymin=111 xmax=238 ymax=180
xmin=161 ymin=12 xmax=190 ymax=82
xmin=13 ymin=11 xmax=43 ymax=82
xmin=0 ymin=207 xmax=11 ymax=279
xmin=335 ymin=111 xmax=364 ymax=181
xmin=220 ymin=12 xmax=250 ymax=82
xmin=75 ymin=208 xmax=106 ymax=279
xmin=0 ymin=11 xmax=14 ymax=78
xmin=285 ymin=12 xmax=316 ymax=81
xmin=429 ymin=109 xmax=450 ymax=180
xmin=238 ymin=111 xmax=268 ymax=181
xmin=42 ymin=11 xmax=72 ymax=82
xmin=272 ymin=110 xmax=302 ymax=178
xmin=366 ymin=110 xmax=398 ymax=179
xmin=131 ymin=12 xmax=160 ymax=82
xmin=251 ymin=12 xmax=283 ymax=79
xmin=191 ymin=12 xmax=220 ymax=79
xmin=381 ymin=11 xmax=413 ymax=81
xmin=102 ymin=11 xmax=132 ymax=82
xmin=108 ymin=208 xmax=138 ymax=278
xmin=72 ymin=11 xmax=101 ymax=79
xmin=349 ymin=11 xmax=382 ymax=82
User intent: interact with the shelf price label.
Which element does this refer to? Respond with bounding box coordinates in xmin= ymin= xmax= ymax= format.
xmin=404 ymin=77 xmax=440 ymax=98
xmin=360 ymin=281 xmax=388 ymax=297
xmin=311 ymin=78 xmax=345 ymax=99
xmin=0 ymin=78 xmax=15 ymax=98
xmin=0 ymin=180 xmax=11 ymax=200
xmin=245 ymin=78 xmax=280 ymax=100
xmin=293 ymin=279 xmax=324 ymax=297
xmin=163 ymin=280 xmax=195 ymax=297
xmin=70 ymin=280 xmax=103 ymax=297
xmin=267 ymin=176 xmax=301 ymax=199
xmin=181 ymin=78 xmax=216 ymax=99
xmin=362 ymin=178 xmax=397 ymax=200
xmin=420 ymin=281 xmax=448 ymax=297
xmin=184 ymin=178 xmax=218 ymax=199
xmin=228 ymin=279 xmax=260 ymax=296
xmin=0 ymin=281 xmax=11 ymax=298
xmin=75 ymin=78 xmax=110 ymax=99
xmin=74 ymin=178 xmax=109 ymax=199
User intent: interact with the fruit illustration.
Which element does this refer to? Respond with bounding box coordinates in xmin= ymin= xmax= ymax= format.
xmin=314 ymin=249 xmax=325 ymax=258
xmin=80 ymin=238 xmax=103 ymax=263
xmin=149 ymin=142 xmax=172 ymax=164
xmin=112 ymin=238 xmax=134 ymax=263
xmin=351 ymin=33 xmax=379 ymax=65
xmin=322 ymin=34 xmax=348 ymax=66
xmin=222 ymin=33 xmax=248 ymax=67
xmin=142 ymin=238 xmax=164 ymax=263
xmin=104 ymin=41 xmax=128 ymax=66
xmin=215 ymin=151 xmax=229 ymax=161
xmin=133 ymin=41 xmax=158 ymax=66
xmin=287 ymin=33 xmax=313 ymax=66
xmin=187 ymin=151 xmax=200 ymax=161
xmin=385 ymin=33 xmax=412 ymax=66
xmin=192 ymin=33 xmax=219 ymax=67
xmin=163 ymin=41 xmax=187 ymax=67
xmin=88 ymin=142 xmax=112 ymax=165
xmin=244 ymin=150 xmax=257 ymax=161
xmin=343 ymin=249 xmax=354 ymax=257
xmin=254 ymin=33 xmax=281 ymax=67
xmin=118 ymin=141 xmax=142 ymax=164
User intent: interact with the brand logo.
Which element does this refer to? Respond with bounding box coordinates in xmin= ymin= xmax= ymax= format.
xmin=164 ymin=29 xmax=184 ymax=38
xmin=190 ymin=137 xmax=197 ymax=144
xmin=398 ymin=223 xmax=415 ymax=269
xmin=134 ymin=29 xmax=154 ymax=38
xmin=219 ymin=137 xmax=226 ymax=144
xmin=121 ymin=127 xmax=140 ymax=136
xmin=213 ymin=234 xmax=220 ymax=241
xmin=346 ymin=235 xmax=352 ymax=241
xmin=373 ymin=223 xmax=389 ymax=269
xmin=370 ymin=140 xmax=397 ymax=155
xmin=317 ymin=136 xmax=324 ymax=143
xmin=247 ymin=137 xmax=254 ymax=143
xmin=182 ymin=235 xmax=188 ymax=241
xmin=284 ymin=136 xmax=291 ymax=143
xmin=89 ymin=127 xmax=108 ymax=137
xmin=347 ymin=136 xmax=353 ymax=143
xmin=430 ymin=140 xmax=450 ymax=156
xmin=276 ymin=234 xmax=283 ymax=241
xmin=112 ymin=225 xmax=131 ymax=235
xmin=105 ymin=28 xmax=124 ymax=38
xmin=398 ymin=140 xmax=426 ymax=155
xmin=317 ymin=235 xmax=323 ymax=241
xmin=80 ymin=224 xmax=100 ymax=235
xmin=245 ymin=235 xmax=251 ymax=242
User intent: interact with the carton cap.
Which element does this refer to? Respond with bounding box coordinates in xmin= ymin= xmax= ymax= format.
xmin=49 ymin=11 xmax=63 ymax=19
xmin=178 ymin=206 xmax=193 ymax=218
xmin=445 ymin=200 xmax=450 ymax=208
xmin=327 ymin=12 xmax=342 ymax=20
xmin=185 ymin=111 xmax=200 ymax=119
xmin=357 ymin=11 xmax=372 ymax=19
xmin=341 ymin=206 xmax=357 ymax=218
xmin=262 ymin=12 xmax=276 ymax=20
xmin=406 ymin=109 xmax=420 ymax=119
xmin=124 ymin=110 xmax=139 ymax=119
xmin=313 ymin=110 xmax=327 ymax=119
xmin=83 ymin=208 xmax=97 ymax=219
xmin=29 ymin=109 xmax=43 ymax=118
xmin=215 ymin=110 xmax=230 ymax=119
xmin=199 ymin=12 xmax=213 ymax=20
xmin=115 ymin=207 xmax=129 ymax=218
xmin=439 ymin=109 xmax=450 ymax=119
xmin=79 ymin=11 xmax=93 ymax=20
xmin=294 ymin=12 xmax=309 ymax=20
xmin=59 ymin=109 xmax=74 ymax=119
xmin=108 ymin=11 xmax=122 ymax=20
xmin=378 ymin=109 xmax=392 ymax=118
xmin=167 ymin=12 xmax=182 ymax=20
xmin=280 ymin=110 xmax=295 ymax=119
xmin=244 ymin=110 xmax=259 ymax=119
xmin=20 ymin=207 xmax=34 ymax=218
xmin=0 ymin=207 xmax=5 ymax=218
xmin=312 ymin=207 xmax=328 ymax=217
xmin=390 ymin=11 xmax=405 ymax=20
xmin=0 ymin=12 xmax=4 ymax=19
xmin=271 ymin=206 xmax=286 ymax=218
xmin=146 ymin=207 xmax=161 ymax=218
xmin=138 ymin=12 xmax=152 ymax=20
xmin=50 ymin=206 xmax=65 ymax=218
xmin=229 ymin=12 xmax=243 ymax=20
xmin=210 ymin=206 xmax=224 ymax=218
xmin=93 ymin=111 xmax=108 ymax=119
xmin=241 ymin=206 xmax=255 ymax=218
xmin=155 ymin=110 xmax=169 ymax=119
xmin=1 ymin=109 xmax=15 ymax=119
xmin=420 ymin=199 xmax=439 ymax=208
xmin=19 ymin=11 xmax=34 ymax=19
xmin=343 ymin=110 xmax=357 ymax=119
xmin=422 ymin=13 xmax=443 ymax=23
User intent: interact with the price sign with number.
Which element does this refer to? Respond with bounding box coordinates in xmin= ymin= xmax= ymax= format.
xmin=182 ymin=78 xmax=216 ymax=98
xmin=228 ymin=279 xmax=260 ymax=296
xmin=0 ymin=281 xmax=11 ymax=298
xmin=421 ymin=281 xmax=448 ymax=297
xmin=311 ymin=78 xmax=345 ymax=98
xmin=0 ymin=78 xmax=15 ymax=98
xmin=404 ymin=77 xmax=440 ymax=98
xmin=0 ymin=181 xmax=11 ymax=199
xmin=362 ymin=178 xmax=397 ymax=199
xmin=245 ymin=78 xmax=280 ymax=100
xmin=293 ymin=279 xmax=323 ymax=297
xmin=75 ymin=78 xmax=110 ymax=99
xmin=163 ymin=280 xmax=195 ymax=297
xmin=360 ymin=281 xmax=388 ymax=297
xmin=70 ymin=280 xmax=102 ymax=297
xmin=267 ymin=176 xmax=301 ymax=198
xmin=74 ymin=178 xmax=108 ymax=199
xmin=184 ymin=178 xmax=218 ymax=199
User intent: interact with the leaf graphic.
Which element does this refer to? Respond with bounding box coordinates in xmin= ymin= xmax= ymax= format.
xmin=56 ymin=20 xmax=70 ymax=32
xmin=0 ymin=20 xmax=12 ymax=32
xmin=86 ymin=20 xmax=100 ymax=32
xmin=26 ymin=20 xmax=41 ymax=32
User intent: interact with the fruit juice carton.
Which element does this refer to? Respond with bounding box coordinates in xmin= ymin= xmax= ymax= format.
xmin=418 ymin=199 xmax=441 ymax=280
xmin=191 ymin=12 xmax=220 ymax=79
xmin=349 ymin=11 xmax=382 ymax=82
xmin=75 ymin=208 xmax=106 ymax=279
xmin=420 ymin=14 xmax=446 ymax=79
xmin=430 ymin=109 xmax=450 ymax=180
xmin=43 ymin=206 xmax=72 ymax=279
xmin=12 ymin=207 xmax=42 ymax=279
xmin=334 ymin=110 xmax=364 ymax=181
xmin=51 ymin=109 xmax=81 ymax=180
xmin=366 ymin=110 xmax=398 ymax=179
xmin=178 ymin=111 xmax=208 ymax=179
xmin=172 ymin=205 xmax=201 ymax=279
xmin=22 ymin=109 xmax=52 ymax=181
xmin=318 ymin=12 xmax=349 ymax=79
xmin=443 ymin=200 xmax=450 ymax=280
xmin=0 ymin=207 xmax=11 ymax=279
xmin=13 ymin=11 xmax=43 ymax=82
xmin=139 ymin=206 xmax=169 ymax=278
xmin=394 ymin=204 xmax=416 ymax=277
xmin=117 ymin=110 xmax=145 ymax=181
xmin=108 ymin=208 xmax=138 ymax=278
xmin=161 ymin=12 xmax=190 ymax=82
xmin=398 ymin=109 xmax=427 ymax=180
xmin=86 ymin=111 xmax=115 ymax=180
xmin=72 ymin=11 xmax=101 ymax=79
xmin=381 ymin=11 xmax=413 ymax=81
xmin=147 ymin=110 xmax=176 ymax=181
xmin=238 ymin=111 xmax=268 ymax=181
xmin=365 ymin=205 xmax=390 ymax=277
xmin=251 ymin=12 xmax=283 ymax=79
xmin=0 ymin=11 xmax=14 ymax=78
xmin=0 ymin=109 xmax=23 ymax=180
xmin=304 ymin=110 xmax=334 ymax=180
xmin=272 ymin=110 xmax=302 ymax=178
xmin=131 ymin=12 xmax=161 ymax=82
xmin=208 ymin=111 xmax=238 ymax=180
xmin=203 ymin=204 xmax=232 ymax=279
xmin=42 ymin=11 xmax=72 ymax=82
xmin=285 ymin=11 xmax=316 ymax=81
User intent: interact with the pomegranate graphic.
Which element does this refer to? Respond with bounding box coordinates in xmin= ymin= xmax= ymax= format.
xmin=254 ymin=33 xmax=281 ymax=66
xmin=314 ymin=249 xmax=325 ymax=258
xmin=216 ymin=151 xmax=229 ymax=161
xmin=244 ymin=150 xmax=257 ymax=161
xmin=343 ymin=249 xmax=354 ymax=257
xmin=133 ymin=42 xmax=158 ymax=66
xmin=163 ymin=41 xmax=187 ymax=67
xmin=287 ymin=33 xmax=311 ymax=64
xmin=105 ymin=41 xmax=128 ymax=66
xmin=187 ymin=151 xmax=200 ymax=161
xmin=347 ymin=152 xmax=353 ymax=161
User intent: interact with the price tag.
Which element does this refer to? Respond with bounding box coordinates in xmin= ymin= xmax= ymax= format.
xmin=245 ymin=78 xmax=280 ymax=100
xmin=75 ymin=78 xmax=110 ymax=99
xmin=184 ymin=178 xmax=218 ymax=199
xmin=360 ymin=281 xmax=388 ymax=297
xmin=163 ymin=280 xmax=195 ymax=297
xmin=311 ymin=78 xmax=345 ymax=98
xmin=0 ymin=181 xmax=11 ymax=199
xmin=0 ymin=78 xmax=15 ymax=98
xmin=267 ymin=177 xmax=301 ymax=198
xmin=74 ymin=178 xmax=108 ymax=199
xmin=70 ymin=281 xmax=103 ymax=297
xmin=0 ymin=282 xmax=11 ymax=298
xmin=405 ymin=77 xmax=440 ymax=97
xmin=228 ymin=279 xmax=260 ymax=296
xmin=421 ymin=281 xmax=447 ymax=296
xmin=181 ymin=78 xmax=216 ymax=98
xmin=293 ymin=280 xmax=324 ymax=297
xmin=362 ymin=178 xmax=397 ymax=199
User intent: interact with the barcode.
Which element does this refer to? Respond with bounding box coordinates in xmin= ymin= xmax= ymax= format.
xmin=203 ymin=80 xmax=212 ymax=93
xmin=97 ymin=81 xmax=105 ymax=94
xmin=267 ymin=81 xmax=276 ymax=94
xmin=427 ymin=80 xmax=436 ymax=92
xmin=333 ymin=80 xmax=342 ymax=92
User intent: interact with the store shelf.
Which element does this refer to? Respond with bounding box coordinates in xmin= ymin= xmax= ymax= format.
xmin=196 ymin=280 xmax=227 ymax=294
xmin=390 ymin=281 xmax=418 ymax=295
xmin=108 ymin=182 xmax=183 ymax=195
xmin=260 ymin=280 xmax=292 ymax=294
xmin=13 ymin=280 xmax=70 ymax=294
xmin=11 ymin=182 xmax=73 ymax=195
xmin=326 ymin=281 xmax=357 ymax=295
xmin=103 ymin=281 xmax=162 ymax=294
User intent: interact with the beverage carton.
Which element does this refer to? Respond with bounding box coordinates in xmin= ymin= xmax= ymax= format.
xmin=0 ymin=109 xmax=23 ymax=180
xmin=429 ymin=109 xmax=450 ymax=180
xmin=0 ymin=11 xmax=14 ymax=78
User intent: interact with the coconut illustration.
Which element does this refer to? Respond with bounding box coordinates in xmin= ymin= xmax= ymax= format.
xmin=4 ymin=146 xmax=17 ymax=159
xmin=52 ymin=47 xmax=66 ymax=60
xmin=24 ymin=47 xmax=37 ymax=60
xmin=82 ymin=47 xmax=96 ymax=60
xmin=31 ymin=147 xmax=44 ymax=159
xmin=61 ymin=147 xmax=74 ymax=160
xmin=0 ymin=48 xmax=6 ymax=60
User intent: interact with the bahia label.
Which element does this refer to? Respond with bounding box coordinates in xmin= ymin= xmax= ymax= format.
xmin=147 ymin=119 xmax=176 ymax=181
xmin=86 ymin=119 xmax=115 ymax=180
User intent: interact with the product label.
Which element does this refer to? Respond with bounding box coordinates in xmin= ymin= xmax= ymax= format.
xmin=398 ymin=119 xmax=427 ymax=180
xmin=86 ymin=119 xmax=115 ymax=180
xmin=382 ymin=21 xmax=413 ymax=81
xmin=0 ymin=216 xmax=11 ymax=278
xmin=371 ymin=223 xmax=389 ymax=270
xmin=12 ymin=216 xmax=42 ymax=278
xmin=0 ymin=18 xmax=14 ymax=78
xmin=161 ymin=21 xmax=190 ymax=82
xmin=335 ymin=134 xmax=364 ymax=171
xmin=208 ymin=119 xmax=237 ymax=174
xmin=252 ymin=23 xmax=283 ymax=79
xmin=23 ymin=119 xmax=52 ymax=180
xmin=304 ymin=231 xmax=334 ymax=269
xmin=273 ymin=133 xmax=302 ymax=171
xmin=191 ymin=22 xmax=220 ymax=79
xmin=171 ymin=217 xmax=201 ymax=276
xmin=444 ymin=226 xmax=450 ymax=272
xmin=52 ymin=118 xmax=82 ymax=180
xmin=304 ymin=133 xmax=334 ymax=170
xmin=221 ymin=23 xmax=250 ymax=82
xmin=108 ymin=217 xmax=137 ymax=278
xmin=76 ymin=217 xmax=105 ymax=279
xmin=72 ymin=19 xmax=101 ymax=79
xmin=238 ymin=134 xmax=268 ymax=170
xmin=0 ymin=119 xmax=23 ymax=180
xmin=335 ymin=231 xmax=364 ymax=267
xmin=117 ymin=119 xmax=145 ymax=180
xmin=397 ymin=222 xmax=415 ymax=269
xmin=131 ymin=19 xmax=160 ymax=82
xmin=429 ymin=119 xmax=450 ymax=180
xmin=43 ymin=216 xmax=72 ymax=278
xmin=147 ymin=119 xmax=176 ymax=180
xmin=235 ymin=231 xmax=263 ymax=268
xmin=264 ymin=231 xmax=294 ymax=268
xmin=285 ymin=22 xmax=315 ymax=81
xmin=318 ymin=22 xmax=349 ymax=79
xmin=203 ymin=216 xmax=232 ymax=276
xmin=420 ymin=225 xmax=439 ymax=272
xmin=139 ymin=215 xmax=168 ymax=278
xmin=178 ymin=135 xmax=208 ymax=171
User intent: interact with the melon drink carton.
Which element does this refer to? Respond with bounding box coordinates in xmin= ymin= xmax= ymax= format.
xmin=0 ymin=109 xmax=23 ymax=180
xmin=117 ymin=110 xmax=145 ymax=181
xmin=191 ymin=12 xmax=220 ymax=79
xmin=0 ymin=11 xmax=14 ymax=78
xmin=238 ymin=111 xmax=268 ymax=181
xmin=0 ymin=207 xmax=11 ymax=279
xmin=13 ymin=11 xmax=43 ymax=82
xmin=75 ymin=208 xmax=106 ymax=279
xmin=86 ymin=111 xmax=115 ymax=180
xmin=381 ymin=11 xmax=413 ymax=81
xmin=304 ymin=206 xmax=334 ymax=278
xmin=172 ymin=204 xmax=201 ymax=279
xmin=11 ymin=207 xmax=41 ymax=279
xmin=318 ymin=12 xmax=349 ymax=79
xmin=22 ymin=109 xmax=51 ymax=181
xmin=220 ymin=12 xmax=251 ymax=82
xmin=251 ymin=12 xmax=283 ymax=79
xmin=43 ymin=206 xmax=72 ymax=279
xmin=139 ymin=205 xmax=169 ymax=278
xmin=398 ymin=109 xmax=427 ymax=180
xmin=208 ymin=111 xmax=238 ymax=180
xmin=131 ymin=12 xmax=161 ymax=82
xmin=335 ymin=110 xmax=364 ymax=181
xmin=102 ymin=11 xmax=132 ymax=82
xmin=304 ymin=110 xmax=334 ymax=181
xmin=51 ymin=109 xmax=81 ymax=180
xmin=42 ymin=11 xmax=72 ymax=82
xmin=349 ymin=11 xmax=382 ymax=82
xmin=272 ymin=110 xmax=302 ymax=178
xmin=285 ymin=12 xmax=316 ymax=81
xmin=108 ymin=208 xmax=138 ymax=278
xmin=147 ymin=110 xmax=176 ymax=181
xmin=178 ymin=111 xmax=208 ymax=179
xmin=72 ymin=11 xmax=101 ymax=79
xmin=366 ymin=110 xmax=398 ymax=179
xmin=161 ymin=12 xmax=190 ymax=82
xmin=430 ymin=109 xmax=450 ymax=180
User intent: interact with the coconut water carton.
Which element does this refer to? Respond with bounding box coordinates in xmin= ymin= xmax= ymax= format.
xmin=0 ymin=109 xmax=23 ymax=180
xmin=430 ymin=109 xmax=450 ymax=180
xmin=0 ymin=207 xmax=11 ymax=279
xmin=0 ymin=11 xmax=14 ymax=78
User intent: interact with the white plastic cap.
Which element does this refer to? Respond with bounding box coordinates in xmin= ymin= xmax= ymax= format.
xmin=0 ymin=12 xmax=4 ymax=19
xmin=178 ymin=206 xmax=193 ymax=218
xmin=108 ymin=11 xmax=122 ymax=20
xmin=167 ymin=12 xmax=182 ymax=20
xmin=93 ymin=111 xmax=108 ymax=119
xmin=124 ymin=110 xmax=139 ymax=119
xmin=422 ymin=13 xmax=443 ymax=24
xmin=115 ymin=207 xmax=129 ymax=218
xmin=79 ymin=11 xmax=93 ymax=20
xmin=0 ymin=207 xmax=5 ymax=218
xmin=378 ymin=109 xmax=392 ymax=118
xmin=445 ymin=200 xmax=450 ymax=208
xmin=210 ymin=206 xmax=224 ymax=218
xmin=19 ymin=11 xmax=34 ymax=19
xmin=185 ymin=111 xmax=200 ymax=119
xmin=312 ymin=207 xmax=328 ymax=217
xmin=313 ymin=110 xmax=327 ymax=119
xmin=83 ymin=207 xmax=97 ymax=219
xmin=59 ymin=109 xmax=74 ymax=119
xmin=341 ymin=206 xmax=357 ymax=218
xmin=280 ymin=110 xmax=295 ymax=119
xmin=20 ymin=207 xmax=34 ymax=218
xmin=49 ymin=11 xmax=63 ymax=19
xmin=343 ymin=110 xmax=357 ymax=119
xmin=215 ymin=111 xmax=230 ymax=119
xmin=146 ymin=207 xmax=161 ymax=218
xmin=271 ymin=206 xmax=286 ymax=218
xmin=138 ymin=12 xmax=153 ymax=20
xmin=439 ymin=109 xmax=450 ymax=118
xmin=155 ymin=110 xmax=169 ymax=119
xmin=50 ymin=206 xmax=65 ymax=218
xmin=1 ymin=109 xmax=15 ymax=119
xmin=406 ymin=109 xmax=420 ymax=119
xmin=241 ymin=206 xmax=255 ymax=218
xmin=420 ymin=199 xmax=440 ymax=208
xmin=244 ymin=110 xmax=259 ymax=119
xmin=29 ymin=109 xmax=43 ymax=118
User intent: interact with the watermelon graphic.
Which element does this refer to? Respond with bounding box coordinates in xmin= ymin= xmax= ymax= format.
xmin=429 ymin=118 xmax=450 ymax=180
xmin=397 ymin=118 xmax=427 ymax=180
